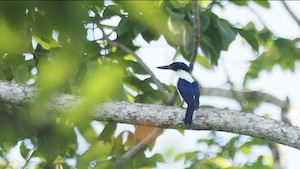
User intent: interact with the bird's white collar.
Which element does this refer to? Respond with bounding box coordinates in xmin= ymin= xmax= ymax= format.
xmin=176 ymin=70 xmax=194 ymax=83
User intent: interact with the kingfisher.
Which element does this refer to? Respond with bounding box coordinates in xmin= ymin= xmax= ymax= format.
xmin=157 ymin=62 xmax=200 ymax=125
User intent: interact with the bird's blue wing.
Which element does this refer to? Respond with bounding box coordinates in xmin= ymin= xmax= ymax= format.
xmin=177 ymin=79 xmax=196 ymax=106
xmin=192 ymin=81 xmax=200 ymax=109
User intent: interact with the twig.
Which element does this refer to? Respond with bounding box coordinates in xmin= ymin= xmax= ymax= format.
xmin=189 ymin=0 xmax=200 ymax=72
xmin=248 ymin=5 xmax=267 ymax=28
xmin=201 ymin=87 xmax=287 ymax=108
xmin=221 ymin=60 xmax=244 ymax=109
xmin=267 ymin=97 xmax=290 ymax=169
xmin=281 ymin=0 xmax=300 ymax=28
xmin=98 ymin=25 xmax=169 ymax=101
xmin=114 ymin=128 xmax=163 ymax=167
xmin=268 ymin=143 xmax=284 ymax=169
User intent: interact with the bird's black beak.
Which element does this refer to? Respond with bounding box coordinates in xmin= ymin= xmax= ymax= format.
xmin=156 ymin=65 xmax=171 ymax=70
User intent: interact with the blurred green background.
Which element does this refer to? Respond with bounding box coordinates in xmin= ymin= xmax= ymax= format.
xmin=0 ymin=1 xmax=299 ymax=168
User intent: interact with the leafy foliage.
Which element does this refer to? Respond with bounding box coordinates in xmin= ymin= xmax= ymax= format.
xmin=0 ymin=0 xmax=295 ymax=168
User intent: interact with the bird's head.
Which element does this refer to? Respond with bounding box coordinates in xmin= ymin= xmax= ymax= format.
xmin=157 ymin=62 xmax=190 ymax=72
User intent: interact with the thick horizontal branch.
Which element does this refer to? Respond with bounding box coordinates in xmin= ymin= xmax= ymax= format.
xmin=0 ymin=80 xmax=300 ymax=150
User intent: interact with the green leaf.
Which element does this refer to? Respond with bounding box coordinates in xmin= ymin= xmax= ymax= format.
xmin=240 ymin=144 xmax=251 ymax=154
xmin=199 ymin=35 xmax=219 ymax=65
xmin=133 ymin=152 xmax=164 ymax=168
xmin=196 ymin=54 xmax=211 ymax=69
xmin=258 ymin=28 xmax=272 ymax=43
xmin=237 ymin=29 xmax=259 ymax=51
xmin=79 ymin=141 xmax=112 ymax=163
xmin=98 ymin=123 xmax=117 ymax=143
xmin=166 ymin=7 xmax=186 ymax=19
xmin=169 ymin=0 xmax=189 ymax=9
xmin=253 ymin=0 xmax=270 ymax=8
xmin=200 ymin=14 xmax=210 ymax=33
xmin=182 ymin=24 xmax=194 ymax=57
xmin=189 ymin=160 xmax=209 ymax=169
xmin=20 ymin=141 xmax=31 ymax=159
xmin=117 ymin=17 xmax=132 ymax=36
xmin=200 ymin=11 xmax=227 ymax=65
xmin=175 ymin=151 xmax=198 ymax=161
xmin=244 ymin=52 xmax=269 ymax=83
xmin=141 ymin=30 xmax=159 ymax=42
xmin=218 ymin=20 xmax=236 ymax=50
xmin=0 ymin=71 xmax=5 ymax=81
xmin=244 ymin=37 xmax=300 ymax=84
xmin=32 ymin=35 xmax=60 ymax=50
xmin=15 ymin=63 xmax=31 ymax=83
xmin=1 ymin=65 xmax=14 ymax=81
xmin=275 ymin=38 xmax=300 ymax=71
xmin=111 ymin=131 xmax=125 ymax=155
xmin=133 ymin=22 xmax=147 ymax=36
xmin=103 ymin=5 xmax=121 ymax=17
xmin=94 ymin=161 xmax=113 ymax=169
xmin=229 ymin=0 xmax=248 ymax=6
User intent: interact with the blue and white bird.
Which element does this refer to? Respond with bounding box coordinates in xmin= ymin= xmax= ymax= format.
xmin=157 ymin=62 xmax=200 ymax=125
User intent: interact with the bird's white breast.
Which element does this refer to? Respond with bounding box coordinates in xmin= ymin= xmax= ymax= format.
xmin=176 ymin=70 xmax=194 ymax=83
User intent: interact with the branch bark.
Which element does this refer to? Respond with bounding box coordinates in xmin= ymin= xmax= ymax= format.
xmin=0 ymin=80 xmax=300 ymax=150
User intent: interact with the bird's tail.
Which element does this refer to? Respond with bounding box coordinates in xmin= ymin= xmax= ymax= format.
xmin=184 ymin=104 xmax=194 ymax=125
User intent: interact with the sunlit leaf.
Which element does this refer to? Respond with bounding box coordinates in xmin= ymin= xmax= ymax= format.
xmin=229 ymin=0 xmax=248 ymax=6
xmin=253 ymin=0 xmax=270 ymax=8
xmin=196 ymin=54 xmax=211 ymax=69
xmin=32 ymin=35 xmax=60 ymax=50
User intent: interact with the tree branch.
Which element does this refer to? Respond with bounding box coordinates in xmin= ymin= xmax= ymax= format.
xmin=201 ymin=87 xmax=287 ymax=108
xmin=1 ymin=80 xmax=300 ymax=150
